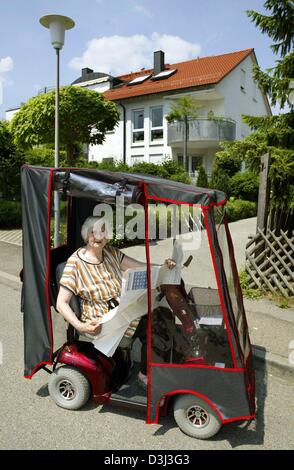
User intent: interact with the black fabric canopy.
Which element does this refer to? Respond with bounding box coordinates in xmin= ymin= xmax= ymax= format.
xmin=55 ymin=167 xmax=226 ymax=207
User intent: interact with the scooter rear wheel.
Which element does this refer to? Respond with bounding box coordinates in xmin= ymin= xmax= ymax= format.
xmin=173 ymin=394 xmax=222 ymax=439
xmin=48 ymin=366 xmax=91 ymax=410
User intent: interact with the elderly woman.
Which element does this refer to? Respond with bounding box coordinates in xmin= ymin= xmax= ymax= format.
xmin=57 ymin=216 xmax=176 ymax=389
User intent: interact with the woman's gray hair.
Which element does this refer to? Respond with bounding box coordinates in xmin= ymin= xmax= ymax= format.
xmin=81 ymin=216 xmax=106 ymax=243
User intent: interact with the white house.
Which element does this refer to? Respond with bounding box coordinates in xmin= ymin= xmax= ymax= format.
xmin=6 ymin=48 xmax=271 ymax=178
xmin=71 ymin=48 xmax=271 ymax=178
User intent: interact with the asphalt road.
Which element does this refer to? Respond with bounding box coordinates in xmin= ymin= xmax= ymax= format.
xmin=0 ymin=272 xmax=294 ymax=450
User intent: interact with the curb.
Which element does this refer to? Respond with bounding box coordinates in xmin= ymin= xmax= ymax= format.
xmin=253 ymin=345 xmax=294 ymax=381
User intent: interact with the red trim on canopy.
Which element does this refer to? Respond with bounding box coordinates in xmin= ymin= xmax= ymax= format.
xmin=151 ymin=363 xmax=245 ymax=372
xmin=152 ymin=389 xmax=256 ymax=425
xmin=46 ymin=170 xmax=54 ymax=364
xmin=24 ymin=361 xmax=52 ymax=380
xmin=147 ymin=194 xmax=227 ymax=209
xmin=152 ymin=389 xmax=225 ymax=424
xmin=144 ymin=183 xmax=153 ymax=424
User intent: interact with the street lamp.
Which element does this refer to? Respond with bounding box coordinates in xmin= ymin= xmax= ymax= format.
xmin=39 ymin=14 xmax=75 ymax=246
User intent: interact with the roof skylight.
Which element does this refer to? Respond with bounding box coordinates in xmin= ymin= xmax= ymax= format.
xmin=128 ymin=74 xmax=151 ymax=86
xmin=152 ymin=69 xmax=177 ymax=80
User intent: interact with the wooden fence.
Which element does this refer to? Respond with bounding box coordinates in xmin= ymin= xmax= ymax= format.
xmin=245 ymin=228 xmax=294 ymax=298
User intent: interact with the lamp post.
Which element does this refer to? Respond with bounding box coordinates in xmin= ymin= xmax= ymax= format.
xmin=39 ymin=14 xmax=75 ymax=246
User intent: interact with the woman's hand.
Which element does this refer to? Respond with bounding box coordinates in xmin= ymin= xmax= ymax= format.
xmin=164 ymin=258 xmax=177 ymax=270
xmin=78 ymin=320 xmax=102 ymax=336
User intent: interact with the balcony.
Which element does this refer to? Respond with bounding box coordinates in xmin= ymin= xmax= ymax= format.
xmin=167 ymin=118 xmax=236 ymax=148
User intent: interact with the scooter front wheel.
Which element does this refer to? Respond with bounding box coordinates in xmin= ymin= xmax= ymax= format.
xmin=173 ymin=394 xmax=222 ymax=439
xmin=48 ymin=366 xmax=91 ymax=410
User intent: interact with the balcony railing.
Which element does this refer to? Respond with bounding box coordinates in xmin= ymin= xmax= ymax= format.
xmin=167 ymin=118 xmax=236 ymax=145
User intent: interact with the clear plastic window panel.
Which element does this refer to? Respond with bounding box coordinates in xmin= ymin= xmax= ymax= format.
xmin=214 ymin=206 xmax=251 ymax=360
xmin=148 ymin=201 xmax=234 ymax=368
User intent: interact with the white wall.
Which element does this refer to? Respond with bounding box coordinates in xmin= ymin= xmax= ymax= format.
xmin=90 ymin=95 xmax=174 ymax=165
xmin=194 ymin=98 xmax=225 ymax=118
xmin=88 ymin=81 xmax=111 ymax=93
xmin=5 ymin=108 xmax=19 ymax=122
xmin=216 ymin=53 xmax=270 ymax=139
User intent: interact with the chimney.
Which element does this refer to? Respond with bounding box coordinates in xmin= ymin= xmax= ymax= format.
xmin=82 ymin=67 xmax=93 ymax=77
xmin=153 ymin=50 xmax=165 ymax=75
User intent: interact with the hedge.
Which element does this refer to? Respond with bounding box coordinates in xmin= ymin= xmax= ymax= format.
xmin=226 ymin=199 xmax=257 ymax=222
xmin=0 ymin=200 xmax=22 ymax=228
xmin=230 ymin=171 xmax=259 ymax=202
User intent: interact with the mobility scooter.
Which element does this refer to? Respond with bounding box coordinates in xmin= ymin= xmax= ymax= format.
xmin=21 ymin=165 xmax=256 ymax=439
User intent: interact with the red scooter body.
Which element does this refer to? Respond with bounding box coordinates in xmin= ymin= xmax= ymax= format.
xmin=57 ymin=341 xmax=114 ymax=403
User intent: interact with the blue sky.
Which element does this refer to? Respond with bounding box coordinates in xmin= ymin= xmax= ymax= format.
xmin=0 ymin=0 xmax=280 ymax=117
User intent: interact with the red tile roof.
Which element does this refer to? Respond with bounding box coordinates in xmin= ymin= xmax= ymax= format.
xmin=104 ymin=48 xmax=254 ymax=101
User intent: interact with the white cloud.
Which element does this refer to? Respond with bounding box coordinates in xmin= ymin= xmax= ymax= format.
xmin=69 ymin=33 xmax=201 ymax=76
xmin=0 ymin=56 xmax=13 ymax=73
xmin=133 ymin=4 xmax=153 ymax=18
xmin=0 ymin=56 xmax=13 ymax=80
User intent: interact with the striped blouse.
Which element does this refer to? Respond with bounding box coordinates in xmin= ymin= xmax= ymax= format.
xmin=60 ymin=245 xmax=124 ymax=322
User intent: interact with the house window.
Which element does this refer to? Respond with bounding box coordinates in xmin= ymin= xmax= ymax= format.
xmin=132 ymin=109 xmax=144 ymax=143
xmin=241 ymin=69 xmax=246 ymax=92
xmin=150 ymin=106 xmax=163 ymax=141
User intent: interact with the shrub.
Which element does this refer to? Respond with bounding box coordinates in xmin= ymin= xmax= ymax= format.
xmin=0 ymin=169 xmax=22 ymax=201
xmin=169 ymin=172 xmax=191 ymax=184
xmin=226 ymin=199 xmax=257 ymax=222
xmin=196 ymin=165 xmax=208 ymax=188
xmin=131 ymin=162 xmax=168 ymax=178
xmin=210 ymin=170 xmax=232 ymax=198
xmin=213 ymin=145 xmax=242 ymax=176
xmin=128 ymin=159 xmax=191 ymax=184
xmin=24 ymin=146 xmax=67 ymax=167
xmin=161 ymin=159 xmax=185 ymax=175
xmin=231 ymin=171 xmax=259 ymax=202
xmin=0 ymin=200 xmax=22 ymax=228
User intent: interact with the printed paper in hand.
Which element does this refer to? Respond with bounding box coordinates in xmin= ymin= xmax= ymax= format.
xmin=91 ymin=259 xmax=181 ymax=356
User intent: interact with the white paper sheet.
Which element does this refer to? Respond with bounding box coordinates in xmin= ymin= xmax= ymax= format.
xmin=91 ymin=254 xmax=182 ymax=356
xmin=198 ymin=316 xmax=223 ymax=326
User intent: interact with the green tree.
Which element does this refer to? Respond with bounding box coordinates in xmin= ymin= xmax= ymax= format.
xmin=246 ymin=0 xmax=294 ymax=108
xmin=0 ymin=120 xmax=24 ymax=199
xmin=245 ymin=0 xmax=294 ymax=231
xmin=11 ymin=85 xmax=120 ymax=166
xmin=244 ymin=0 xmax=294 ymax=150
xmin=166 ymin=96 xmax=201 ymax=172
xmin=214 ymin=1 xmax=294 ymax=231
